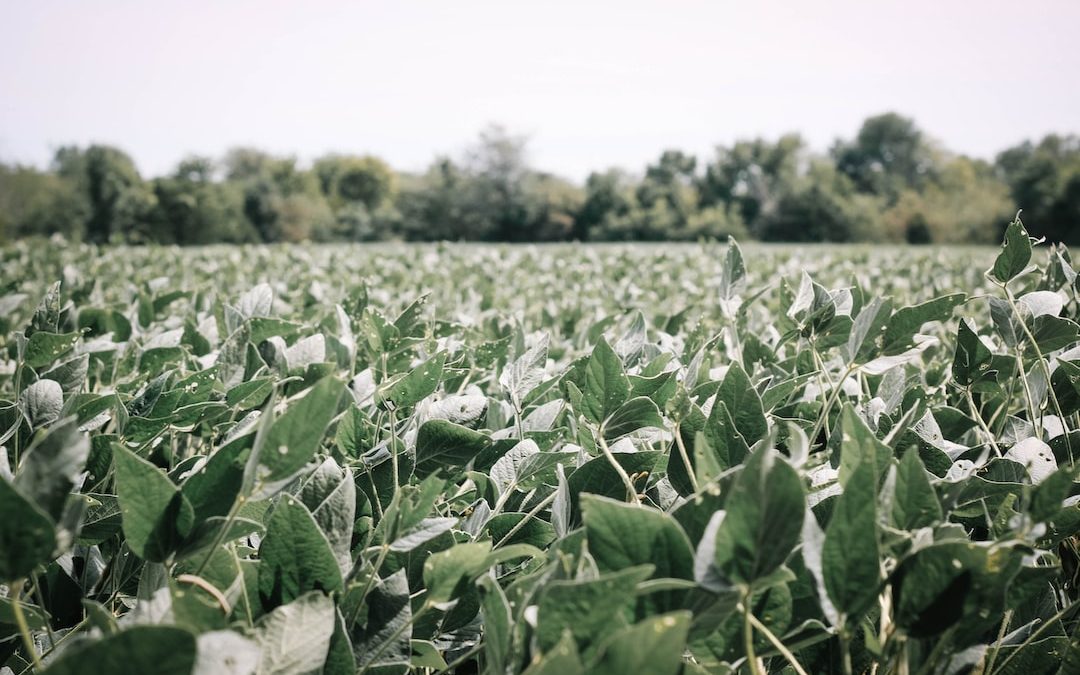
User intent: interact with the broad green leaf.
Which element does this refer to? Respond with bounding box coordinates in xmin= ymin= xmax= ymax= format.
xmin=422 ymin=541 xmax=492 ymax=605
xmin=601 ymin=395 xmax=664 ymax=440
xmin=822 ymin=459 xmax=881 ymax=619
xmin=588 ymin=612 xmax=691 ymax=675
xmin=891 ymin=542 xmax=1020 ymax=640
xmin=892 ymin=449 xmax=943 ymax=529
xmin=479 ymin=576 xmax=513 ymax=675
xmin=522 ymin=631 xmax=585 ymax=675
xmin=25 ymin=331 xmax=80 ymax=369
xmin=378 ymin=351 xmax=445 ymax=410
xmin=0 ymin=478 xmax=57 ymax=580
xmin=580 ymin=337 xmax=630 ymax=426
xmin=258 ymin=494 xmax=344 ymax=607
xmin=414 ymin=419 xmax=491 ymax=472
xmin=717 ymin=362 xmax=767 ymax=443
xmin=193 ymin=630 xmax=261 ymax=675
xmin=582 ymin=494 xmax=694 ymax=581
xmin=114 ymin=445 xmax=194 ymax=562
xmin=711 ymin=447 xmax=805 ymax=587
xmin=882 ymin=293 xmax=965 ymax=354
xmin=990 ymin=216 xmax=1033 ymax=284
xmin=566 ymin=451 xmax=662 ymax=518
xmin=535 ymin=565 xmax=654 ymax=651
xmin=39 ymin=626 xmax=196 ymax=675
xmin=254 ymin=591 xmax=337 ymax=675
xmin=355 ymin=569 xmax=412 ymax=670
xmin=834 ymin=403 xmax=891 ymax=487
xmin=13 ymin=417 xmax=89 ymax=520
xmin=952 ymin=318 xmax=993 ymax=386
xmin=500 ymin=334 xmax=549 ymax=407
xmin=254 ymin=376 xmax=344 ymax=484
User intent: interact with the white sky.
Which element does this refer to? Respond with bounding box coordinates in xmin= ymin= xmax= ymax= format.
xmin=1 ymin=0 xmax=1078 ymax=181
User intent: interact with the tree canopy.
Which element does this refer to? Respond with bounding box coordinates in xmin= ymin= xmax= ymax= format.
xmin=2 ymin=114 xmax=1076 ymax=245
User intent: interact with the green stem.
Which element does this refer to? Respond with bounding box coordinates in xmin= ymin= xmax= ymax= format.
xmin=982 ymin=609 xmax=1013 ymax=675
xmin=1004 ymin=286 xmax=1074 ymax=462
xmin=809 ymin=364 xmax=857 ymax=448
xmin=839 ymin=624 xmax=854 ymax=675
xmin=965 ymin=388 xmax=1002 ymax=456
xmin=193 ymin=491 xmax=249 ymax=577
xmin=439 ymin=641 xmax=483 ymax=673
xmin=743 ymin=599 xmax=764 ymax=675
xmin=348 ymin=542 xmax=391 ymax=628
xmin=749 ymin=612 xmax=809 ymax=675
xmin=673 ymin=422 xmax=699 ymax=492
xmin=990 ymin=598 xmax=1080 ymax=675
xmin=10 ymin=578 xmax=42 ymax=671
xmin=359 ymin=604 xmax=429 ymax=674
xmin=596 ymin=430 xmax=640 ymax=504
xmin=494 ymin=490 xmax=557 ymax=548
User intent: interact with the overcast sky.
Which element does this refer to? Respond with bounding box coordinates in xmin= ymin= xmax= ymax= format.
xmin=2 ymin=0 xmax=1078 ymax=181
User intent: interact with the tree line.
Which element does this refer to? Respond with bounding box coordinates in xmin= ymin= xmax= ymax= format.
xmin=1 ymin=112 xmax=1078 ymax=245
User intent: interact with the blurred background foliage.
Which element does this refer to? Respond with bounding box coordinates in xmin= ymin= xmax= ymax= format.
xmin=2 ymin=112 xmax=1077 ymax=246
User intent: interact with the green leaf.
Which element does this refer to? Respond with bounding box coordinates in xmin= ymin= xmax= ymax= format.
xmin=711 ymin=447 xmax=805 ymax=587
xmin=254 ymin=376 xmax=344 ymax=484
xmin=990 ymin=216 xmax=1034 ymax=284
xmin=891 ymin=542 xmax=1020 ymax=640
xmin=254 ymin=591 xmax=337 ymax=675
xmin=582 ymin=494 xmax=694 ymax=581
xmin=378 ymin=351 xmax=445 ymax=410
xmin=414 ymin=419 xmax=491 ymax=472
xmin=882 ymin=293 xmax=965 ymax=354
xmin=522 ymin=631 xmax=585 ymax=675
xmin=355 ymin=569 xmax=412 ymax=671
xmin=834 ymin=403 xmax=891 ymax=487
xmin=588 ymin=612 xmax=691 ymax=675
xmin=893 ymin=449 xmax=943 ymax=529
xmin=567 ymin=451 xmax=662 ymax=519
xmin=422 ymin=541 xmax=492 ymax=605
xmin=194 ymin=631 xmax=261 ymax=675
xmin=535 ymin=565 xmax=654 ymax=651
xmin=717 ymin=362 xmax=767 ymax=443
xmin=13 ymin=418 xmax=90 ymax=520
xmin=479 ymin=576 xmax=513 ymax=675
xmin=258 ymin=494 xmax=344 ymax=608
xmin=846 ymin=296 xmax=891 ymax=363
xmin=38 ymin=626 xmax=196 ymax=675
xmin=580 ymin=336 xmax=630 ymax=426
xmin=602 ymin=396 xmax=664 ymax=440
xmin=114 ymin=445 xmax=194 ymax=562
xmin=952 ymin=318 xmax=993 ymax=386
xmin=24 ymin=331 xmax=80 ymax=369
xmin=0 ymin=478 xmax=57 ymax=580
xmin=823 ymin=459 xmax=881 ymax=619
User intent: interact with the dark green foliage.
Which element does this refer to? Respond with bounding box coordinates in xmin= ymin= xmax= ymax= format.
xmin=1 ymin=232 xmax=1079 ymax=674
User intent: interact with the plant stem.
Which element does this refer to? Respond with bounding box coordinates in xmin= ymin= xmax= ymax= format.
xmin=965 ymin=388 xmax=1002 ymax=456
xmin=839 ymin=625 xmax=854 ymax=675
xmin=193 ymin=492 xmax=249 ymax=577
xmin=982 ymin=609 xmax=1013 ymax=675
xmin=809 ymin=364 xmax=857 ymax=448
xmin=10 ymin=578 xmax=43 ymax=671
xmin=749 ymin=612 xmax=809 ymax=675
xmin=742 ymin=599 xmax=764 ymax=675
xmin=439 ymin=641 xmax=483 ymax=673
xmin=990 ymin=598 xmax=1080 ymax=675
xmin=673 ymin=421 xmax=699 ymax=492
xmin=596 ymin=430 xmax=640 ymax=504
xmin=494 ymin=490 xmax=557 ymax=548
xmin=1003 ymin=286 xmax=1074 ymax=462
xmin=359 ymin=604 xmax=429 ymax=674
